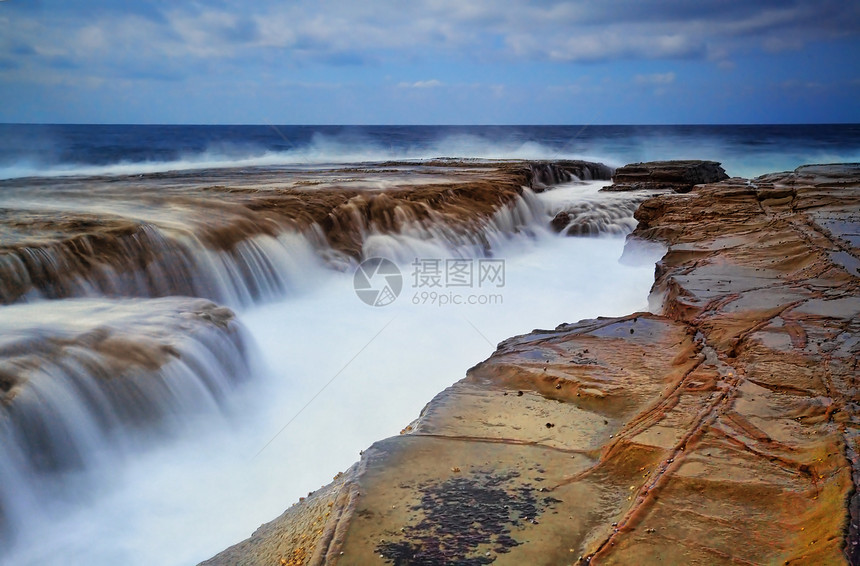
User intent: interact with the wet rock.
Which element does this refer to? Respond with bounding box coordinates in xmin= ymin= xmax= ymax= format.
xmin=603 ymin=160 xmax=729 ymax=193
xmin=202 ymin=163 xmax=860 ymax=566
xmin=374 ymin=470 xmax=556 ymax=565
xmin=1 ymin=160 xmax=611 ymax=305
xmin=0 ymin=297 xmax=250 ymax=511
xmin=550 ymin=211 xmax=571 ymax=233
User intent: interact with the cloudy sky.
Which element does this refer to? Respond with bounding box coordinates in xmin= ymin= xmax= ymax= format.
xmin=1 ymin=0 xmax=858 ymax=124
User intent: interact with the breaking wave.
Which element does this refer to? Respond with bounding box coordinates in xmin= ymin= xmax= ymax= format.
xmin=3 ymin=124 xmax=857 ymax=181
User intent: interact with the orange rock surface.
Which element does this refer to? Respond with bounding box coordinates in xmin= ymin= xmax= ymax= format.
xmin=204 ymin=164 xmax=860 ymax=565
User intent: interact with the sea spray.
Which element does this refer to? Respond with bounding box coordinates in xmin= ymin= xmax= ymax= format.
xmin=2 ymin=124 xmax=858 ymax=181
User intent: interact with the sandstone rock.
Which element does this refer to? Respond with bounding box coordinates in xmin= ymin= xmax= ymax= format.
xmin=603 ymin=160 xmax=729 ymax=193
xmin=0 ymin=161 xmax=608 ymax=305
xmin=550 ymin=211 xmax=571 ymax=232
xmin=202 ymin=164 xmax=860 ymax=565
xmin=199 ymin=471 xmax=358 ymax=566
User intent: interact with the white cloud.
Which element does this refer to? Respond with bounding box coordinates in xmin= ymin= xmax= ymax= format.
xmin=2 ymin=0 xmax=859 ymax=85
xmin=398 ymin=79 xmax=443 ymax=88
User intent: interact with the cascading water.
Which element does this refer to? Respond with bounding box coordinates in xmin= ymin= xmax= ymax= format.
xmin=541 ymin=181 xmax=651 ymax=235
xmin=0 ymin=123 xmax=854 ymax=564
xmin=0 ymin=223 xmax=331 ymax=308
xmin=0 ymin=298 xmax=256 ymax=544
xmin=0 ymin=163 xmax=611 ymax=308
xmin=0 ymin=165 xmax=664 ymax=565
xmin=361 ymin=187 xmax=547 ymax=262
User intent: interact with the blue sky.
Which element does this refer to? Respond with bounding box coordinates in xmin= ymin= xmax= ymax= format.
xmin=1 ymin=0 xmax=858 ymax=124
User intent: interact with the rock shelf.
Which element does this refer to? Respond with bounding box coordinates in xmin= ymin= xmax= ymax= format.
xmin=205 ymin=162 xmax=859 ymax=565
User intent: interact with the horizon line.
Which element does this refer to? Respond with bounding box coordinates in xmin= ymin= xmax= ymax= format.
xmin=1 ymin=121 xmax=859 ymax=128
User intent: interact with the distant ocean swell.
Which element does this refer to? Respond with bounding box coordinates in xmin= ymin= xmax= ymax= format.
xmin=1 ymin=124 xmax=858 ymax=180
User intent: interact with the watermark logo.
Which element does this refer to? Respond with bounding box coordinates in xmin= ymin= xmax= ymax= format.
xmin=354 ymin=257 xmax=403 ymax=307
xmin=355 ymin=257 xmax=505 ymax=307
xmin=411 ymin=258 xmax=505 ymax=289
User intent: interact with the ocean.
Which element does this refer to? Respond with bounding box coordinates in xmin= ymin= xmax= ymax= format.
xmin=0 ymin=124 xmax=857 ymax=565
xmin=1 ymin=124 xmax=859 ymax=180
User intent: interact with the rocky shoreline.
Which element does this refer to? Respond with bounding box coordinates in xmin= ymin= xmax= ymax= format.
xmin=0 ymin=160 xmax=606 ymax=306
xmin=203 ymin=163 xmax=860 ymax=565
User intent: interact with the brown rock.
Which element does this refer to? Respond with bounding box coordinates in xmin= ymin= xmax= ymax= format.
xmin=603 ymin=160 xmax=729 ymax=193
xmin=0 ymin=160 xmax=609 ymax=305
xmin=202 ymin=163 xmax=860 ymax=565
xmin=550 ymin=211 xmax=571 ymax=233
xmin=199 ymin=470 xmax=357 ymax=566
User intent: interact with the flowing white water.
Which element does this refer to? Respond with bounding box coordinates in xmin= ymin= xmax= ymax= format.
xmin=0 ymin=181 xmax=664 ymax=565
xmin=0 ymin=297 xmax=257 ymax=561
xmin=0 ymin=224 xmax=329 ymax=308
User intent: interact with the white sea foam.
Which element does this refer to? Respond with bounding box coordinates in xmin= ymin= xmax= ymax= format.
xmin=0 ymin=137 xmax=608 ymax=180
xmin=3 ymin=128 xmax=858 ymax=181
xmin=0 ymin=182 xmax=665 ymax=565
xmin=1 ymin=234 xmax=660 ymax=566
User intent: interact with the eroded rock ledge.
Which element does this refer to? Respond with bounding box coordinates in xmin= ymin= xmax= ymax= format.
xmin=203 ymin=163 xmax=860 ymax=566
xmin=0 ymin=160 xmax=608 ymax=305
xmin=603 ymin=160 xmax=729 ymax=193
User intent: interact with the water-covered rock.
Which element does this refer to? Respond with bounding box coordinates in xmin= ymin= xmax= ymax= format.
xmin=0 ymin=297 xmax=254 ymax=543
xmin=0 ymin=161 xmax=612 ymax=307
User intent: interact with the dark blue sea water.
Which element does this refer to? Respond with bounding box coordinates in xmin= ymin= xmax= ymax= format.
xmin=0 ymin=123 xmax=858 ymax=180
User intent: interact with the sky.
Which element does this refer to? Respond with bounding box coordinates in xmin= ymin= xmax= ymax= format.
xmin=0 ymin=0 xmax=859 ymax=125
